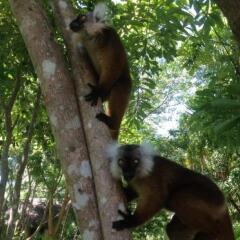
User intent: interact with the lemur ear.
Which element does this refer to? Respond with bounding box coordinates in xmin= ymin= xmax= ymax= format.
xmin=106 ymin=142 xmax=122 ymax=180
xmin=93 ymin=2 xmax=107 ymax=22
xmin=106 ymin=141 xmax=120 ymax=159
xmin=138 ymin=142 xmax=155 ymax=178
xmin=140 ymin=142 xmax=155 ymax=156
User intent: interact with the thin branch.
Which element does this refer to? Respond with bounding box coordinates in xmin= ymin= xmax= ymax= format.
xmin=12 ymin=115 xmax=20 ymax=130
xmin=26 ymin=202 xmax=49 ymax=240
xmin=5 ymin=70 xmax=22 ymax=116
xmin=228 ymin=195 xmax=240 ymax=216
xmin=6 ymin=87 xmax=41 ymax=240
xmin=143 ymin=93 xmax=171 ymax=120
xmin=16 ymin=87 xmax=41 ymax=180
xmin=0 ymin=68 xmax=23 ymax=221
xmin=54 ymin=191 xmax=70 ymax=236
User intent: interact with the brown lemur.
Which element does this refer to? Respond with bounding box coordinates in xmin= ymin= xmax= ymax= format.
xmin=107 ymin=143 xmax=235 ymax=240
xmin=69 ymin=3 xmax=132 ymax=140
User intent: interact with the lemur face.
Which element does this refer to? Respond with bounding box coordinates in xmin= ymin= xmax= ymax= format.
xmin=69 ymin=14 xmax=87 ymax=32
xmin=70 ymin=3 xmax=107 ymax=35
xmin=107 ymin=143 xmax=155 ymax=181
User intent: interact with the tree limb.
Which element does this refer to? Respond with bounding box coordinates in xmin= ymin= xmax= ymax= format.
xmin=51 ymin=1 xmax=132 ymax=239
xmin=8 ymin=0 xmax=102 ymax=238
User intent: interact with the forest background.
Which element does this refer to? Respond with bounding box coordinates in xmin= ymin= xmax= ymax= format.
xmin=1 ymin=0 xmax=240 ymax=239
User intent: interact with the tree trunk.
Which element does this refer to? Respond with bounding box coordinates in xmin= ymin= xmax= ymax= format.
xmin=214 ymin=0 xmax=240 ymax=44
xmin=0 ymin=72 xmax=22 ymax=222
xmin=6 ymin=88 xmax=41 ymax=240
xmin=8 ymin=0 xmax=102 ymax=239
xmin=51 ymin=1 xmax=132 ymax=239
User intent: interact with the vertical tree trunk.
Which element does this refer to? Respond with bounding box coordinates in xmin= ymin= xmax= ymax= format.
xmin=8 ymin=0 xmax=103 ymax=239
xmin=51 ymin=1 xmax=132 ymax=239
xmin=0 ymin=72 xmax=22 ymax=221
xmin=6 ymin=88 xmax=41 ymax=240
xmin=214 ymin=0 xmax=240 ymax=43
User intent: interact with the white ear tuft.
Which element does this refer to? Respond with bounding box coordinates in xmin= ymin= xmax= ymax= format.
xmin=106 ymin=141 xmax=120 ymax=159
xmin=138 ymin=142 xmax=155 ymax=177
xmin=93 ymin=2 xmax=107 ymax=22
xmin=106 ymin=142 xmax=122 ymax=180
xmin=140 ymin=142 xmax=155 ymax=156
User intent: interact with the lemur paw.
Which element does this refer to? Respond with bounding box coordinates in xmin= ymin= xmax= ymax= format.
xmin=112 ymin=209 xmax=132 ymax=231
xmin=96 ymin=112 xmax=106 ymax=121
xmin=118 ymin=209 xmax=129 ymax=218
xmin=112 ymin=220 xmax=127 ymax=231
xmin=84 ymin=83 xmax=100 ymax=106
xmin=96 ymin=112 xmax=111 ymax=124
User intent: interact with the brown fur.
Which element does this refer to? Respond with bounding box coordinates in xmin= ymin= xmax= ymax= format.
xmin=111 ymin=145 xmax=235 ymax=239
xmin=70 ymin=14 xmax=131 ymax=140
xmin=84 ymin=28 xmax=131 ymax=140
xmin=131 ymin=157 xmax=235 ymax=239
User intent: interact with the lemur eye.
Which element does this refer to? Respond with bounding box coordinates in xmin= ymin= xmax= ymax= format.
xmin=78 ymin=15 xmax=86 ymax=21
xmin=118 ymin=158 xmax=124 ymax=166
xmin=133 ymin=158 xmax=139 ymax=165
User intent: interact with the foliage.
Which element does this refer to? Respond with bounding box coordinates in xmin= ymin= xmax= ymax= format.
xmin=1 ymin=0 xmax=240 ymax=239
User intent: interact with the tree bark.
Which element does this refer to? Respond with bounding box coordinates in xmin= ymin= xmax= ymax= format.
xmin=51 ymin=1 xmax=132 ymax=239
xmin=214 ymin=0 xmax=240 ymax=44
xmin=8 ymin=0 xmax=102 ymax=239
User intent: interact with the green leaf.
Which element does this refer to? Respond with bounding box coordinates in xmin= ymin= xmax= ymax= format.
xmin=214 ymin=115 xmax=240 ymax=133
xmin=228 ymin=84 xmax=240 ymax=96
xmin=209 ymin=99 xmax=240 ymax=109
